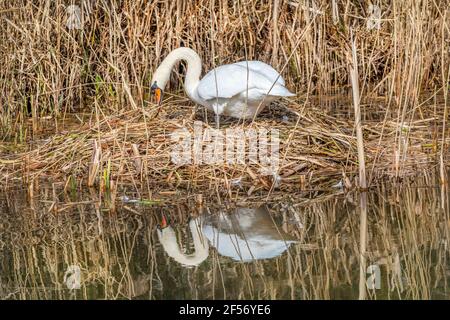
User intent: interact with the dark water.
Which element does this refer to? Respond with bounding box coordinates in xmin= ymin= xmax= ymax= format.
xmin=0 ymin=179 xmax=449 ymax=300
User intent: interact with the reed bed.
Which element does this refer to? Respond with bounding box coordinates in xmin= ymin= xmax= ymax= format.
xmin=1 ymin=0 xmax=449 ymax=128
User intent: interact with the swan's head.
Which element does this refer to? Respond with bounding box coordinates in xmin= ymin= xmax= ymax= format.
xmin=151 ymin=61 xmax=173 ymax=105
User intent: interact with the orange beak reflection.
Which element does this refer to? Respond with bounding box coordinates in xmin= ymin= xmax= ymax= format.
xmin=160 ymin=214 xmax=168 ymax=229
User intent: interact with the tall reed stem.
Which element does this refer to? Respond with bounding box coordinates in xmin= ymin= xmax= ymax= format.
xmin=350 ymin=31 xmax=369 ymax=300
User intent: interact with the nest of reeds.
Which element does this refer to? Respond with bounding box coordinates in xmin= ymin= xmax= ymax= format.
xmin=1 ymin=97 xmax=448 ymax=197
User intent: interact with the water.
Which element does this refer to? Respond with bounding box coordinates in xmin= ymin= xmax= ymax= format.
xmin=0 ymin=178 xmax=448 ymax=300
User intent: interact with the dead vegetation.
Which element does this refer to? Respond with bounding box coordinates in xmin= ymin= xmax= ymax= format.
xmin=0 ymin=0 xmax=449 ymax=193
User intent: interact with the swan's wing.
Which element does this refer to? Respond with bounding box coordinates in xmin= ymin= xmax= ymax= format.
xmin=197 ymin=61 xmax=293 ymax=101
xmin=202 ymin=224 xmax=295 ymax=261
xmin=234 ymin=61 xmax=286 ymax=86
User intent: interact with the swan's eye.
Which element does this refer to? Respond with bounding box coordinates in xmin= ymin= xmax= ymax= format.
xmin=150 ymin=81 xmax=159 ymax=92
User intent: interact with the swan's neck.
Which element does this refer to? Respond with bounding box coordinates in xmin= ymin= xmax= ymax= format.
xmin=153 ymin=47 xmax=202 ymax=103
xmin=157 ymin=219 xmax=209 ymax=266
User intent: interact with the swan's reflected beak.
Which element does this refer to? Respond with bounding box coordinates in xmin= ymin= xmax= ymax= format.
xmin=161 ymin=214 xmax=168 ymax=228
xmin=157 ymin=213 xmax=169 ymax=230
xmin=151 ymin=82 xmax=163 ymax=105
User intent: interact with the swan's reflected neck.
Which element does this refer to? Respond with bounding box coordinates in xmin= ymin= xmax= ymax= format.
xmin=157 ymin=218 xmax=209 ymax=267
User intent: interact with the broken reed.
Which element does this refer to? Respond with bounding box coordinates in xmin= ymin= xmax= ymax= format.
xmin=0 ymin=0 xmax=449 ymax=140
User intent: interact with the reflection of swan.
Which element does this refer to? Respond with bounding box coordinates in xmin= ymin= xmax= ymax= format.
xmin=157 ymin=207 xmax=296 ymax=266
xmin=202 ymin=207 xmax=296 ymax=262
xmin=157 ymin=218 xmax=209 ymax=267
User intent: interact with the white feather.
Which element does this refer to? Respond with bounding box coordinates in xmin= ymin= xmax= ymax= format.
xmin=197 ymin=61 xmax=293 ymax=100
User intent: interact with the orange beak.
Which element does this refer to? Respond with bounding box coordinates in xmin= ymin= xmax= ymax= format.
xmin=154 ymin=88 xmax=163 ymax=105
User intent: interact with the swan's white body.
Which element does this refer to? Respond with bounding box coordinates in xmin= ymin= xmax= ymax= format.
xmin=202 ymin=207 xmax=297 ymax=262
xmin=151 ymin=48 xmax=295 ymax=120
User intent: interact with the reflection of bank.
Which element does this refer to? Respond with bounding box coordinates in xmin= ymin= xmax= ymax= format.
xmin=157 ymin=206 xmax=297 ymax=267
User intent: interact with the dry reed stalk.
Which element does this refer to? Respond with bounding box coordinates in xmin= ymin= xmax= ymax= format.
xmin=131 ymin=143 xmax=142 ymax=173
xmin=88 ymin=139 xmax=101 ymax=187
xmin=350 ymin=32 xmax=367 ymax=190
xmin=439 ymin=18 xmax=449 ymax=185
xmin=349 ymin=31 xmax=369 ymax=299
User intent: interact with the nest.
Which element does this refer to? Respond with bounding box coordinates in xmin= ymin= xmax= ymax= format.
xmin=1 ymin=98 xmax=447 ymax=199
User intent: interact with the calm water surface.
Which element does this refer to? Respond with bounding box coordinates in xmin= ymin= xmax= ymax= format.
xmin=0 ymin=179 xmax=449 ymax=299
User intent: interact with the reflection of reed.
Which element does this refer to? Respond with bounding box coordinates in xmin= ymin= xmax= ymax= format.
xmin=0 ymin=189 xmax=157 ymax=299
xmin=0 ymin=174 xmax=448 ymax=300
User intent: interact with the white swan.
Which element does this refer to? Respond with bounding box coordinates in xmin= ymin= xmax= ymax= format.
xmin=151 ymin=47 xmax=295 ymax=127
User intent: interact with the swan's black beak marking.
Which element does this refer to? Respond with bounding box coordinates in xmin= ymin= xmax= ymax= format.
xmin=151 ymin=81 xmax=163 ymax=105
